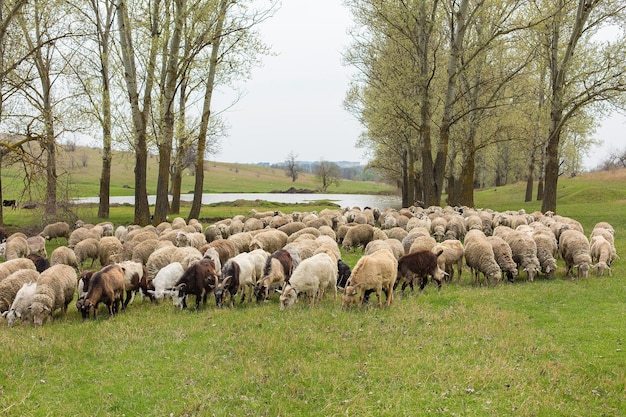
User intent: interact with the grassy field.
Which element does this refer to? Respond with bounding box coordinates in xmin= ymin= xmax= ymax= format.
xmin=0 ymin=145 xmax=393 ymax=202
xmin=0 ymin=169 xmax=624 ymax=416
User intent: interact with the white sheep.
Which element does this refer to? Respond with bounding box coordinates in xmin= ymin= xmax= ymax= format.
xmin=26 ymin=235 xmax=47 ymax=257
xmin=50 ymin=246 xmax=80 ymax=269
xmin=148 ymin=262 xmax=184 ymax=300
xmin=39 ymin=221 xmax=71 ymax=243
xmin=145 ymin=246 xmax=176 ymax=280
xmin=279 ymin=253 xmax=337 ymax=310
xmin=2 ymin=235 xmax=30 ymax=260
xmin=486 ymin=235 xmax=518 ymax=283
xmin=98 ymin=236 xmax=124 ymax=265
xmin=175 ymin=231 xmax=206 ymax=250
xmin=464 ymin=230 xmax=502 ymax=286
xmin=3 ymin=282 xmax=37 ymax=327
xmin=342 ymin=248 xmax=397 ymax=308
xmin=433 ymin=239 xmax=464 ymax=283
xmin=559 ymin=229 xmax=592 ymax=279
xmin=590 ymin=235 xmax=615 ymax=276
xmin=74 ymin=238 xmax=100 ymax=269
xmin=248 ymin=229 xmax=288 ymax=254
xmin=29 ymin=264 xmax=77 ymax=325
xmin=0 ymin=269 xmax=40 ymax=312
xmin=532 ymin=231 xmax=559 ymax=278
xmin=0 ymin=257 xmax=37 ymax=282
xmin=502 ymin=230 xmax=541 ymax=282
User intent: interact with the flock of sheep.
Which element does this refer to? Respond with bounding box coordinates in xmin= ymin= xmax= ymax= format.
xmin=0 ymin=204 xmax=618 ymax=326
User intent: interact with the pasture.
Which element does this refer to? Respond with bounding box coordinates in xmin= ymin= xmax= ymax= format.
xmin=0 ymin=169 xmax=624 ymax=416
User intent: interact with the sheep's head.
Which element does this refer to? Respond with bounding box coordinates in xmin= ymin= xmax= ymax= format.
xmin=341 ymin=285 xmax=359 ymax=308
xmin=29 ymin=302 xmax=50 ymax=326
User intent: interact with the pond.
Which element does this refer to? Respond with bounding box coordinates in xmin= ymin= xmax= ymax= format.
xmin=74 ymin=193 xmax=403 ymax=211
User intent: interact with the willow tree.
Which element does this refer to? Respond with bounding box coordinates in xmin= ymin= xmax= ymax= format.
xmin=541 ymin=0 xmax=626 ymax=213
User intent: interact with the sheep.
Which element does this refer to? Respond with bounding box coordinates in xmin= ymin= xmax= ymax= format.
xmin=117 ymin=260 xmax=149 ymax=307
xmin=175 ymin=231 xmax=206 ymax=250
xmin=0 ymin=257 xmax=37 ymax=282
xmin=204 ymin=225 xmax=223 ymax=243
xmin=202 ymin=247 xmax=222 ymax=277
xmin=559 ymin=229 xmax=592 ymax=279
xmin=172 ymin=258 xmax=219 ymax=310
xmin=146 ymin=246 xmax=177 ymax=280
xmin=342 ymin=249 xmax=397 ymax=308
xmin=0 ymin=269 xmax=40 ymax=313
xmin=532 ymin=231 xmax=559 ymax=279
xmin=131 ymin=239 xmax=172 ymax=265
xmin=170 ymin=246 xmax=203 ymax=270
xmin=98 ymin=236 xmax=124 ymax=265
xmin=396 ymin=250 xmax=446 ymax=293
xmin=68 ymin=227 xmax=97 ymax=248
xmin=147 ymin=262 xmax=184 ymax=301
xmin=408 ymin=235 xmax=437 ymax=254
xmin=248 ymin=229 xmax=288 ymax=254
xmin=277 ymin=221 xmax=306 ymax=236
xmin=365 ymin=239 xmax=404 ymax=261
xmin=26 ymin=253 xmax=50 ymax=273
xmin=243 ymin=217 xmax=265 ymax=232
xmin=383 ymin=227 xmax=408 ymax=242
xmin=444 ymin=215 xmax=466 ymax=241
xmin=313 ymin=235 xmax=342 ymax=263
xmin=486 ymin=235 xmax=518 ymax=283
xmin=29 ymin=264 xmax=77 ymax=325
xmin=2 ymin=235 xmax=30 ymax=260
xmin=26 ymin=235 xmax=47 ymax=257
xmin=341 ymin=224 xmax=376 ymax=252
xmin=464 ymin=230 xmax=502 ymax=286
xmin=74 ymin=238 xmax=100 ymax=269
xmin=50 ymin=246 xmax=80 ymax=270
xmin=3 ymin=282 xmax=37 ymax=327
xmin=590 ymin=235 xmax=614 ymax=276
xmin=39 ymin=221 xmax=70 ymax=243
xmin=430 ymin=216 xmax=448 ymax=242
xmin=226 ymin=232 xmax=253 ymax=254
xmin=171 ymin=217 xmax=187 ymax=230
xmin=503 ymin=230 xmax=541 ymax=282
xmin=279 ymin=252 xmax=337 ymax=310
xmin=206 ymin=239 xmax=239 ymax=267
xmin=433 ymin=240 xmax=464 ymax=283
xmin=287 ymin=227 xmax=321 ymax=243
xmin=77 ymin=264 xmax=125 ymax=319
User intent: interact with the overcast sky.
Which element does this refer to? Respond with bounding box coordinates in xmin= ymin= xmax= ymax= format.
xmin=213 ymin=1 xmax=625 ymax=169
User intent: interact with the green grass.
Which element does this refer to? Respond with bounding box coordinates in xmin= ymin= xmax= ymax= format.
xmin=0 ymin=168 xmax=625 ymax=415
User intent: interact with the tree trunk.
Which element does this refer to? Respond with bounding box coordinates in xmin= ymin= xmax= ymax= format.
xmin=154 ymin=0 xmax=184 ymax=224
xmin=458 ymin=152 xmax=475 ymax=207
xmin=188 ymin=0 xmax=228 ymax=221
xmin=524 ymin=154 xmax=535 ymax=202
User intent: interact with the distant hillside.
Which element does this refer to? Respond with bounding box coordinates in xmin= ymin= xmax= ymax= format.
xmin=0 ymin=145 xmax=395 ymax=201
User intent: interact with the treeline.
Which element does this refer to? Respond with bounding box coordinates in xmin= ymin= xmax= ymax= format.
xmin=343 ymin=1 xmax=626 ymax=211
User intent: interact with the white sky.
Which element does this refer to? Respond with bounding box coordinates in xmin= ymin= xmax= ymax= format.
xmin=214 ymin=1 xmax=625 ymax=169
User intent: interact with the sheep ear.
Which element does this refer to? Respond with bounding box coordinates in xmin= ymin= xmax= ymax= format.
xmin=43 ymin=306 xmax=51 ymax=312
xmin=1 ymin=311 xmax=7 ymax=318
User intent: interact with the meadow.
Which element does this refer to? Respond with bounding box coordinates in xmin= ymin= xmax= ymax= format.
xmin=0 ymin=168 xmax=624 ymax=416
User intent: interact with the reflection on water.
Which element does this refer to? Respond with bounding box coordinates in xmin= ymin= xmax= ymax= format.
xmin=74 ymin=193 xmax=403 ymax=211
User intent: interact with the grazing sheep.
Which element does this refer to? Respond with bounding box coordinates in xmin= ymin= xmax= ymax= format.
xmin=146 ymin=246 xmax=177 ymax=280
xmin=590 ymin=235 xmax=615 ymax=276
xmin=0 ymin=258 xmax=37 ymax=282
xmin=39 ymin=221 xmax=71 ymax=243
xmin=68 ymin=227 xmax=96 ymax=248
xmin=249 ymin=229 xmax=288 ymax=254
xmin=26 ymin=235 xmax=47 ymax=257
xmin=206 ymin=239 xmax=239 ymax=267
xmin=77 ymin=264 xmax=125 ymax=319
xmin=277 ymin=221 xmax=307 ymax=236
xmin=50 ymin=246 xmax=80 ymax=269
xmin=2 ymin=235 xmax=30 ymax=260
xmin=26 ymin=253 xmax=50 ymax=273
xmin=0 ymin=269 xmax=40 ymax=312
xmin=279 ymin=253 xmax=337 ymax=310
xmin=170 ymin=246 xmax=203 ymax=270
xmin=444 ymin=215 xmax=466 ymax=241
xmin=3 ymin=282 xmax=37 ymax=327
xmin=464 ymin=230 xmax=502 ymax=286
xmin=29 ymin=264 xmax=77 ymax=325
xmin=430 ymin=216 xmax=448 ymax=242
xmin=74 ymin=238 xmax=100 ymax=269
xmin=503 ymin=230 xmax=541 ymax=282
xmin=342 ymin=249 xmax=397 ymax=308
xmin=559 ymin=229 xmax=592 ymax=279
xmin=204 ymin=225 xmax=223 ymax=243
xmin=408 ymin=235 xmax=437 ymax=254
xmin=98 ymin=236 xmax=124 ymax=265
xmin=486 ymin=236 xmax=518 ymax=283
xmin=147 ymin=262 xmax=185 ymax=301
xmin=532 ymin=231 xmax=559 ymax=279
xmin=131 ymin=239 xmax=172 ymax=265
xmin=433 ymin=240 xmax=464 ymax=283
xmin=226 ymin=232 xmax=253 ymax=254
xmin=175 ymin=231 xmax=206 ymax=250
xmin=341 ymin=224 xmax=376 ymax=252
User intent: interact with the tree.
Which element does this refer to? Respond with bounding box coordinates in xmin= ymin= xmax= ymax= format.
xmin=284 ymin=151 xmax=301 ymax=182
xmin=541 ymin=0 xmax=626 ymax=213
xmin=314 ymin=160 xmax=341 ymax=192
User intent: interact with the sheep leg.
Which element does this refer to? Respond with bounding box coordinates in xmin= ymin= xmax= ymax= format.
xmin=375 ymin=288 xmax=382 ymax=308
